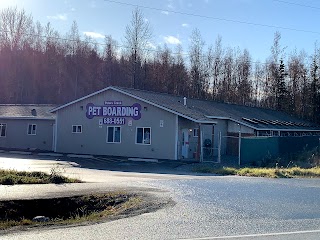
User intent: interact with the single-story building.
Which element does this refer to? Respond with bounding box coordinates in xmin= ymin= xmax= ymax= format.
xmin=0 ymin=87 xmax=319 ymax=161
xmin=0 ymin=104 xmax=56 ymax=151
xmin=48 ymin=86 xmax=320 ymax=161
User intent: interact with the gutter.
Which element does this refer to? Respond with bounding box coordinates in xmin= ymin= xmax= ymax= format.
xmin=205 ymin=115 xmax=320 ymax=132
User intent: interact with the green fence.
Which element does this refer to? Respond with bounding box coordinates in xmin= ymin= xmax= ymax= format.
xmin=240 ymin=136 xmax=320 ymax=165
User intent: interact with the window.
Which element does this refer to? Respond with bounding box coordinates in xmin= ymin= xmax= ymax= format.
xmin=136 ymin=127 xmax=151 ymax=145
xmin=72 ymin=125 xmax=82 ymax=133
xmin=28 ymin=124 xmax=37 ymax=135
xmin=0 ymin=123 xmax=6 ymax=137
xmin=193 ymin=128 xmax=199 ymax=137
xmin=107 ymin=126 xmax=121 ymax=143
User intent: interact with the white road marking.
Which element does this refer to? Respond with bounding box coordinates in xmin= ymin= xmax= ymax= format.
xmin=181 ymin=229 xmax=320 ymax=239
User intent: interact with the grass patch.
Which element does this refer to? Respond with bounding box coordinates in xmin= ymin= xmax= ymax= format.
xmin=0 ymin=169 xmax=81 ymax=185
xmin=0 ymin=192 xmax=142 ymax=230
xmin=193 ymin=166 xmax=320 ymax=178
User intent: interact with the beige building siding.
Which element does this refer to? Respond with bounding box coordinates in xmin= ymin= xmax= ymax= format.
xmin=228 ymin=121 xmax=255 ymax=134
xmin=55 ymin=89 xmax=177 ymax=160
xmin=0 ymin=119 xmax=54 ymax=151
xmin=214 ymin=119 xmax=228 ymax=155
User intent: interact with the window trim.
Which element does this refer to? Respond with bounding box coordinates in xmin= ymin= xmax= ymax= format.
xmin=0 ymin=123 xmax=7 ymax=137
xmin=27 ymin=124 xmax=37 ymax=135
xmin=193 ymin=128 xmax=199 ymax=137
xmin=72 ymin=125 xmax=82 ymax=133
xmin=135 ymin=127 xmax=151 ymax=145
xmin=106 ymin=126 xmax=121 ymax=143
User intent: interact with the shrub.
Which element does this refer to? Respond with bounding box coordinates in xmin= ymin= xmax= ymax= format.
xmin=1 ymin=175 xmax=15 ymax=185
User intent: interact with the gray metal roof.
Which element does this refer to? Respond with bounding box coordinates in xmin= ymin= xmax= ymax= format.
xmin=115 ymin=87 xmax=320 ymax=131
xmin=0 ymin=104 xmax=57 ymax=119
xmin=49 ymin=86 xmax=319 ymax=131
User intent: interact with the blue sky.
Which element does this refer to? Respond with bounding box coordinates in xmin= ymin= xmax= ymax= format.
xmin=1 ymin=0 xmax=319 ymax=61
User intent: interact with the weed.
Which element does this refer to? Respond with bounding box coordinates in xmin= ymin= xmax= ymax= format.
xmin=192 ymin=166 xmax=320 ymax=178
xmin=0 ymin=168 xmax=81 ymax=185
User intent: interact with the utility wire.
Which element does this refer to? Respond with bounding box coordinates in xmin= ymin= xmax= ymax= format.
xmin=104 ymin=0 xmax=320 ymax=35
xmin=0 ymin=29 xmax=298 ymax=66
xmin=272 ymin=0 xmax=320 ymax=10
xmin=0 ymin=29 xmax=170 ymax=54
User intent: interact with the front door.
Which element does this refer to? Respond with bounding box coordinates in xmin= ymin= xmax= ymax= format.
xmin=181 ymin=129 xmax=189 ymax=159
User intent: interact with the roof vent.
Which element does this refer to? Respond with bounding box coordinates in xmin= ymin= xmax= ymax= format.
xmin=183 ymin=97 xmax=187 ymax=106
xmin=31 ymin=109 xmax=37 ymax=116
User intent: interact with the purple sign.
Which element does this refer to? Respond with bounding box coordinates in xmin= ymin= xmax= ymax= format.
xmin=86 ymin=103 xmax=141 ymax=121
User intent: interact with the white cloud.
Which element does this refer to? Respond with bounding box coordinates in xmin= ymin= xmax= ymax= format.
xmin=161 ymin=11 xmax=169 ymax=15
xmin=167 ymin=0 xmax=174 ymax=9
xmin=71 ymin=7 xmax=76 ymax=12
xmin=182 ymin=23 xmax=189 ymax=28
xmin=83 ymin=31 xmax=104 ymax=39
xmin=164 ymin=36 xmax=181 ymax=45
xmin=47 ymin=14 xmax=67 ymax=21
xmin=146 ymin=42 xmax=156 ymax=49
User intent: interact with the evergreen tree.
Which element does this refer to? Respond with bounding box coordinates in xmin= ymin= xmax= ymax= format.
xmin=277 ymin=59 xmax=289 ymax=112
xmin=311 ymin=59 xmax=320 ymax=123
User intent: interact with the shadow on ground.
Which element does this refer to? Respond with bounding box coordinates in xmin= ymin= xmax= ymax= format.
xmin=57 ymin=155 xmax=240 ymax=177
xmin=0 ymin=152 xmax=238 ymax=177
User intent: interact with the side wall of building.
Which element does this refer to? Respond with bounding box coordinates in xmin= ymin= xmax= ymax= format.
xmin=214 ymin=119 xmax=228 ymax=155
xmin=228 ymin=121 xmax=255 ymax=135
xmin=0 ymin=119 xmax=54 ymax=151
xmin=55 ymin=90 xmax=177 ymax=160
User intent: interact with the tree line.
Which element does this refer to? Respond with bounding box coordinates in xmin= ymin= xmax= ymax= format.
xmin=0 ymin=7 xmax=319 ymax=123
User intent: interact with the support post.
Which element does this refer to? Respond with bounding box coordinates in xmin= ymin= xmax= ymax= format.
xmin=196 ymin=124 xmax=201 ymax=161
xmin=238 ymin=125 xmax=242 ymax=166
xmin=218 ymin=131 xmax=221 ymax=163
xmin=200 ymin=127 xmax=203 ymax=162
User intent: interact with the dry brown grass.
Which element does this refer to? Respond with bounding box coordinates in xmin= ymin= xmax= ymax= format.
xmin=193 ymin=166 xmax=320 ymax=178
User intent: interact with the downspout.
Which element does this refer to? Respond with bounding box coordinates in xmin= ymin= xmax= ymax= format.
xmin=197 ymin=124 xmax=201 ymax=161
xmin=175 ymin=115 xmax=178 ymax=160
xmin=54 ymin=113 xmax=58 ymax=152
xmin=200 ymin=125 xmax=203 ymax=162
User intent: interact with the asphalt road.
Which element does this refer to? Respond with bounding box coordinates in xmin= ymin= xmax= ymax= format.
xmin=1 ymin=154 xmax=320 ymax=240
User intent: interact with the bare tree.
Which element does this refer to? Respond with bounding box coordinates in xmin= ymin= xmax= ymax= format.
xmin=218 ymin=47 xmax=234 ymax=102
xmin=189 ymin=28 xmax=209 ymax=98
xmin=310 ymin=47 xmax=320 ymax=122
xmin=235 ymin=48 xmax=252 ymax=104
xmin=124 ymin=8 xmax=153 ymax=88
xmin=103 ymin=35 xmax=119 ymax=86
xmin=0 ymin=7 xmax=34 ymax=102
xmin=207 ymin=35 xmax=223 ymax=100
xmin=0 ymin=7 xmax=33 ymax=50
xmin=171 ymin=44 xmax=189 ymax=96
xmin=269 ymin=32 xmax=288 ymax=109
xmin=253 ymin=61 xmax=264 ymax=106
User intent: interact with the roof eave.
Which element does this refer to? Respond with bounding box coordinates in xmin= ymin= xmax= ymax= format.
xmin=49 ymin=86 xmax=114 ymax=113
xmin=205 ymin=115 xmax=320 ymax=131
xmin=50 ymin=86 xmax=212 ymax=123
xmin=0 ymin=116 xmax=55 ymax=120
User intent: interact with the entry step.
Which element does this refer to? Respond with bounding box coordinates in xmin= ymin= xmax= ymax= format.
xmin=38 ymin=153 xmax=64 ymax=157
xmin=9 ymin=151 xmax=32 ymax=155
xmin=128 ymin=158 xmax=158 ymax=163
xmin=67 ymin=154 xmax=94 ymax=159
